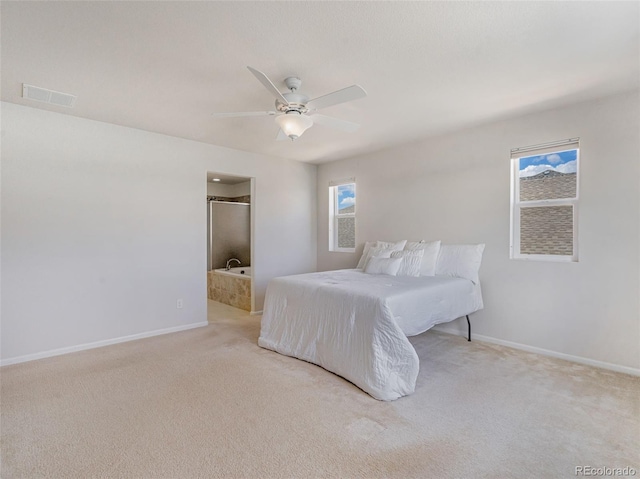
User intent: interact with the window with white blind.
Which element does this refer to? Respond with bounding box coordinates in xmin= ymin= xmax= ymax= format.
xmin=510 ymin=138 xmax=579 ymax=262
xmin=329 ymin=179 xmax=356 ymax=252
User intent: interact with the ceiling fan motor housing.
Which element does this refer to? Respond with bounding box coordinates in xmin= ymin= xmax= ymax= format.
xmin=276 ymin=91 xmax=309 ymax=114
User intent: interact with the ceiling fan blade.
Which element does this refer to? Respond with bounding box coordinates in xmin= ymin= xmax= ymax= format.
xmin=211 ymin=111 xmax=276 ymax=118
xmin=310 ymin=114 xmax=360 ymax=132
xmin=247 ymin=66 xmax=290 ymax=105
xmin=307 ymin=85 xmax=367 ymax=111
xmin=276 ymin=129 xmax=288 ymax=141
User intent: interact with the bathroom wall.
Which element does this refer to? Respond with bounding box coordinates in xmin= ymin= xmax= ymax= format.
xmin=207 ymin=180 xmax=251 ymax=197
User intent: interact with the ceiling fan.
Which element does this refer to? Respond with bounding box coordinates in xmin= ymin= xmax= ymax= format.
xmin=212 ymin=66 xmax=367 ymax=141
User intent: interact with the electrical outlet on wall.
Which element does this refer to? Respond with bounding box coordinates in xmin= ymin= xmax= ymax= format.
xmin=176 ymin=299 xmax=183 ymax=309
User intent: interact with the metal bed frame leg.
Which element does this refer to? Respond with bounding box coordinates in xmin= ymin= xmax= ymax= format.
xmin=466 ymin=315 xmax=471 ymax=342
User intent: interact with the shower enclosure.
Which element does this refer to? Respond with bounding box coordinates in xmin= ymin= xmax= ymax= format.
xmin=207 ymin=199 xmax=252 ymax=310
xmin=207 ymin=200 xmax=251 ymax=271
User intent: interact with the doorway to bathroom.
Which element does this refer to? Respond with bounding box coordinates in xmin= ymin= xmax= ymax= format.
xmin=206 ymin=172 xmax=254 ymax=317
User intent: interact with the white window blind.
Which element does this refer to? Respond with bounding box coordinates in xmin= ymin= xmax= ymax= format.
xmin=510 ymin=138 xmax=579 ymax=158
xmin=329 ymin=177 xmax=356 ymax=187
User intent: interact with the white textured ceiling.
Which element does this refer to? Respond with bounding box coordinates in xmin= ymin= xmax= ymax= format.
xmin=2 ymin=1 xmax=638 ymax=164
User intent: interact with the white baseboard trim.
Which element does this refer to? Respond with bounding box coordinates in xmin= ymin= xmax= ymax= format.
xmin=432 ymin=326 xmax=640 ymax=377
xmin=250 ymin=310 xmax=263 ymax=316
xmin=1 ymin=321 xmax=209 ymax=367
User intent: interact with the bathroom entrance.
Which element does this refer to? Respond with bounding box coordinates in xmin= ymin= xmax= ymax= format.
xmin=206 ymin=172 xmax=254 ymax=313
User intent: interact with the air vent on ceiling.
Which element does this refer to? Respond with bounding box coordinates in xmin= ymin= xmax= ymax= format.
xmin=22 ymin=84 xmax=76 ymax=108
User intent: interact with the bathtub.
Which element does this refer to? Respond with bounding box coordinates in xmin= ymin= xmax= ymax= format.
xmin=209 ymin=267 xmax=252 ymax=311
xmin=214 ymin=266 xmax=251 ymax=279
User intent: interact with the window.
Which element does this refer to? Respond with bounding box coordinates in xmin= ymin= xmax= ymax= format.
xmin=329 ymin=179 xmax=356 ymax=252
xmin=510 ymin=138 xmax=579 ymax=262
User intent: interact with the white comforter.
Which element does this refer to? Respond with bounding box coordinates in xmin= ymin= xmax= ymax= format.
xmin=258 ymin=269 xmax=483 ymax=401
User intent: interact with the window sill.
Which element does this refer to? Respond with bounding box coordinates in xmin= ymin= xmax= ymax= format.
xmin=510 ymin=254 xmax=578 ymax=263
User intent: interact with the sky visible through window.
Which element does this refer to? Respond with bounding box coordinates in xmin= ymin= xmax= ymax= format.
xmin=519 ymin=149 xmax=578 ymax=177
xmin=337 ymin=184 xmax=355 ymax=211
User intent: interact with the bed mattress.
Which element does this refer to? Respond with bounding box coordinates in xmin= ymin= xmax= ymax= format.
xmin=258 ymin=269 xmax=483 ymax=401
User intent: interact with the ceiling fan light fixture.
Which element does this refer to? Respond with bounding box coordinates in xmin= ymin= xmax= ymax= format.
xmin=275 ymin=112 xmax=313 ymax=140
xmin=211 ymin=67 xmax=366 ymax=142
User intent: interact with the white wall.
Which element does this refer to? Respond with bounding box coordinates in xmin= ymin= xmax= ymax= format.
xmin=1 ymin=102 xmax=317 ymax=362
xmin=317 ymin=91 xmax=640 ymax=371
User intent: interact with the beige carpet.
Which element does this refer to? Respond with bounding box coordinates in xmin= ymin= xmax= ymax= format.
xmin=2 ymin=302 xmax=638 ymax=479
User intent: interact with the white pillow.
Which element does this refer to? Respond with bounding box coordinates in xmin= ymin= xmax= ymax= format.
xmin=356 ymin=241 xmax=377 ymax=269
xmin=405 ymin=240 xmax=441 ymax=276
xmin=435 ymin=244 xmax=485 ymax=284
xmin=390 ymin=249 xmax=424 ymax=277
xmin=375 ymin=239 xmax=407 ymax=251
xmin=356 ymin=240 xmax=407 ymax=270
xmin=404 ymin=241 xmax=423 ymax=250
xmin=361 ymin=246 xmax=394 ymax=270
xmin=364 ymin=257 xmax=402 ymax=276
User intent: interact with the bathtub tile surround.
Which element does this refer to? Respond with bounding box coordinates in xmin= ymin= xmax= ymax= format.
xmin=208 ymin=269 xmax=251 ymax=311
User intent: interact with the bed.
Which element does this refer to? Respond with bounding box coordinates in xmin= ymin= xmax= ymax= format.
xmin=258 ymin=268 xmax=483 ymax=401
